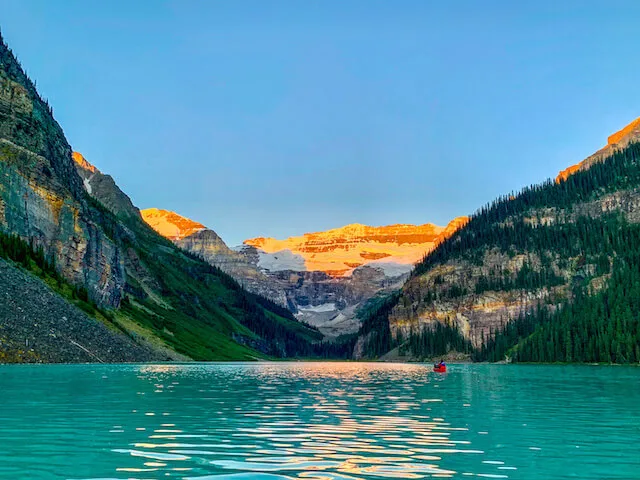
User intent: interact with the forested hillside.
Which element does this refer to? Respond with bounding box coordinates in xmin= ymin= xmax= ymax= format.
xmin=356 ymin=139 xmax=640 ymax=364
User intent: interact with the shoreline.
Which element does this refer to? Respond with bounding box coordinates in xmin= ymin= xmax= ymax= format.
xmin=0 ymin=359 xmax=637 ymax=367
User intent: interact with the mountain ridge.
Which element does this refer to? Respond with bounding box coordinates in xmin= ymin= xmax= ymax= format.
xmin=244 ymin=217 xmax=469 ymax=276
xmin=0 ymin=33 xmax=323 ymax=362
xmin=357 ymin=119 xmax=640 ymax=363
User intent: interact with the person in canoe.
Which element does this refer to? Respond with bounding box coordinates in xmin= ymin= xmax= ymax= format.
xmin=434 ymin=359 xmax=446 ymax=371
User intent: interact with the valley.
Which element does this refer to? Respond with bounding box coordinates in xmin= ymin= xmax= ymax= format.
xmin=142 ymin=206 xmax=467 ymax=337
xmin=1 ymin=25 xmax=640 ymax=366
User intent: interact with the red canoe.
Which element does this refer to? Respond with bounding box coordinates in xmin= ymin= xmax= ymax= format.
xmin=433 ymin=366 xmax=447 ymax=373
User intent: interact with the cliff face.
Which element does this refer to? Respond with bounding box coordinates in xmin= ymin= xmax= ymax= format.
xmin=557 ymin=117 xmax=640 ymax=182
xmin=142 ymin=209 xmax=467 ymax=337
xmin=0 ymin=40 xmax=124 ymax=307
xmin=0 ymin=34 xmax=322 ymax=362
xmin=383 ymin=252 xmax=564 ymax=352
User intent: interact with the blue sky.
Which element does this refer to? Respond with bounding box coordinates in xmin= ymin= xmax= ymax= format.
xmin=2 ymin=0 xmax=640 ymax=245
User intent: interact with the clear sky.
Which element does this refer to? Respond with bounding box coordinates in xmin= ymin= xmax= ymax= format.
xmin=2 ymin=1 xmax=640 ymax=245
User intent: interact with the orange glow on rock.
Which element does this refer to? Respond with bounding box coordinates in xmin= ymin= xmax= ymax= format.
xmin=556 ymin=116 xmax=640 ymax=183
xmin=245 ymin=218 xmax=469 ymax=276
xmin=72 ymin=151 xmax=97 ymax=173
xmin=141 ymin=208 xmax=206 ymax=240
xmin=607 ymin=116 xmax=640 ymax=146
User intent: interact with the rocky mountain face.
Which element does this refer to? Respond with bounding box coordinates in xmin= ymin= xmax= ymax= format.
xmin=142 ymin=209 xmax=467 ymax=337
xmin=73 ymin=152 xmax=140 ymax=219
xmin=141 ymin=208 xmax=290 ymax=308
xmin=0 ymin=33 xmax=321 ymax=362
xmin=0 ymin=44 xmax=125 ymax=307
xmin=141 ymin=207 xmax=206 ymax=239
xmin=243 ymin=219 xmax=469 ymax=336
xmin=356 ymin=118 xmax=640 ymax=362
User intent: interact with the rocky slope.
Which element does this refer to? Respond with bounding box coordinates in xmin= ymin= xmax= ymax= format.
xmin=0 ymin=33 xmax=321 ymax=362
xmin=357 ymin=118 xmax=640 ymax=362
xmin=142 ymin=209 xmax=467 ymax=337
xmin=0 ymin=258 xmax=162 ymax=363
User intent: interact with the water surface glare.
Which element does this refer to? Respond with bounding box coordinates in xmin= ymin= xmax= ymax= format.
xmin=0 ymin=363 xmax=638 ymax=479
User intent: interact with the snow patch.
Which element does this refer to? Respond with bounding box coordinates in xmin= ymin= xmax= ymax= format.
xmin=82 ymin=176 xmax=92 ymax=195
xmin=298 ymin=302 xmax=337 ymax=313
xmin=256 ymin=249 xmax=306 ymax=272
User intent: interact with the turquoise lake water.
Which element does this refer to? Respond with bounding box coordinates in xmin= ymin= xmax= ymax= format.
xmin=0 ymin=363 xmax=638 ymax=479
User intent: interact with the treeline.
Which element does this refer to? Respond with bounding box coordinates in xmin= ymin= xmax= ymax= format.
xmin=357 ymin=293 xmax=400 ymax=358
xmin=400 ymin=322 xmax=473 ymax=359
xmin=473 ymin=307 xmax=552 ymax=362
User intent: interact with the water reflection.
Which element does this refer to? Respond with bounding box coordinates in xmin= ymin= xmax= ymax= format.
xmin=2 ymin=363 xmax=637 ymax=479
xmin=102 ymin=362 xmax=505 ymax=479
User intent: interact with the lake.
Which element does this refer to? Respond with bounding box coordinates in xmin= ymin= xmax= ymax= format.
xmin=0 ymin=363 xmax=638 ymax=479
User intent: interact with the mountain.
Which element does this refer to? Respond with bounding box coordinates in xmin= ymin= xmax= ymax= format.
xmin=141 ymin=209 xmax=467 ymax=337
xmin=0 ymin=32 xmax=321 ymax=362
xmin=356 ymin=118 xmax=640 ymax=364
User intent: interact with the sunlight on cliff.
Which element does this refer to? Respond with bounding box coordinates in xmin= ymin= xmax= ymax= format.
xmin=72 ymin=151 xmax=97 ymax=173
xmin=245 ymin=218 xmax=469 ymax=276
xmin=141 ymin=208 xmax=206 ymax=240
xmin=556 ymin=116 xmax=640 ymax=183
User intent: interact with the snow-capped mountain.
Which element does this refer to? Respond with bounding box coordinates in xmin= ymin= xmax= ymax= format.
xmin=243 ymin=221 xmax=468 ymax=277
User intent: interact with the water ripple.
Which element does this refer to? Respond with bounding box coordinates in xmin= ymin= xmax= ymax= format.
xmin=96 ymin=363 xmax=512 ymax=479
xmin=1 ymin=362 xmax=638 ymax=479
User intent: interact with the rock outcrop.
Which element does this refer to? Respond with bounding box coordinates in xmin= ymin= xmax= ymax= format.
xmin=557 ymin=117 xmax=640 ymax=182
